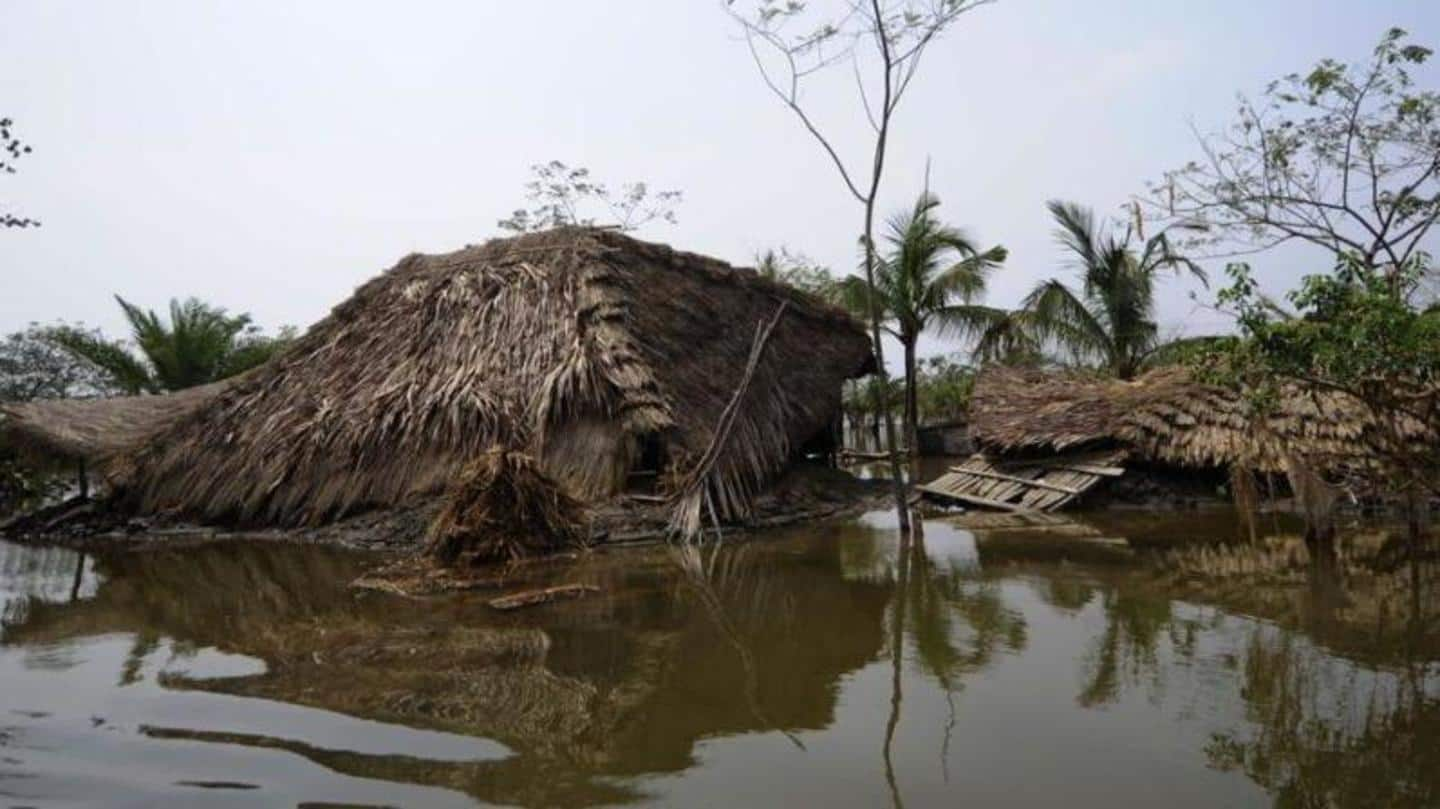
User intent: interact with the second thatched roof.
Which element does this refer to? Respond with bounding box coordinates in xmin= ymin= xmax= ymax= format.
xmin=969 ymin=366 xmax=1425 ymax=474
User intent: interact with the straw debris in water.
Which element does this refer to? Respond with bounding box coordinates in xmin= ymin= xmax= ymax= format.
xmin=426 ymin=448 xmax=590 ymax=566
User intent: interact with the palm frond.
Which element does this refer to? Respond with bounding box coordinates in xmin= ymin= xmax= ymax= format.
xmin=1139 ymin=334 xmax=1228 ymax=369
xmin=1046 ymin=200 xmax=1104 ymax=272
xmin=1138 ymin=231 xmax=1209 ymax=288
xmin=928 ymin=245 xmax=1008 ymax=307
xmin=1021 ymin=279 xmax=1112 ymax=362
xmin=971 ymin=309 xmax=1046 ymax=366
xmin=43 ymin=325 xmax=156 ymax=395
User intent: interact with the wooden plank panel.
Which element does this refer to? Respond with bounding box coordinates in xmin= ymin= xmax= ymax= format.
xmin=949 ymin=466 xmax=1085 ymax=494
xmin=915 ymin=484 xmax=1033 ymax=512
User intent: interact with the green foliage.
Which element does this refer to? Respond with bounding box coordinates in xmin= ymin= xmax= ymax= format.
xmin=842 ymin=355 xmax=976 ymax=427
xmin=978 ymin=200 xmax=1205 ymax=379
xmin=47 ymin=296 xmax=293 ymax=394
xmin=913 ymin=354 xmax=975 ymax=423
xmin=497 ymin=161 xmax=682 ymax=233
xmin=843 ymin=375 xmax=902 ymax=421
xmin=1198 ymin=255 xmax=1440 ymax=494
xmin=2 ymin=117 xmax=39 ymax=229
xmin=836 ymin=192 xmax=1008 ymax=347
xmin=1149 ymin=29 xmax=1440 ymax=275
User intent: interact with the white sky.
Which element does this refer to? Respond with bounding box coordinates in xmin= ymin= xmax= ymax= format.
xmin=4 ymin=1 xmax=1439 ymax=368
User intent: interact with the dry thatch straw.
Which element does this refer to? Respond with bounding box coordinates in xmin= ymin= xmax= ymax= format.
xmin=7 ymin=227 xmax=871 ymax=528
xmin=667 ymin=301 xmax=789 ymax=541
xmin=0 ymin=379 xmax=235 ymax=464
xmin=970 ymin=366 xmax=1431 ymax=479
xmin=426 ymin=448 xmax=590 ymax=566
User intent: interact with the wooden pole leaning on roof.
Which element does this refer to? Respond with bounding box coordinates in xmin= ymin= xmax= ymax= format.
xmin=668 ymin=300 xmax=790 ymax=542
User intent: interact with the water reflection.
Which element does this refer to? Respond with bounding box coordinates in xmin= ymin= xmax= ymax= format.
xmin=0 ymin=510 xmax=1435 ymax=807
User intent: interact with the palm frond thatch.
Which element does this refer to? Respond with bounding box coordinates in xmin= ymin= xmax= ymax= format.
xmin=0 ymin=379 xmax=237 ymax=463
xmin=969 ymin=366 xmax=1432 ymax=476
xmin=25 ymin=227 xmax=872 ymax=527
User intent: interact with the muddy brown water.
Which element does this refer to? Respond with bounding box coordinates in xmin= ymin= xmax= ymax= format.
xmin=0 ymin=507 xmax=1437 ymax=808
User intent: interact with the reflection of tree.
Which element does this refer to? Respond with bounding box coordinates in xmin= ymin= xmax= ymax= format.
xmin=1036 ymin=575 xmax=1095 ymax=613
xmin=1205 ymin=628 xmax=1440 ymax=808
xmin=881 ymin=523 xmax=1031 ymax=802
xmin=1076 ymin=587 xmax=1182 ymax=708
xmin=907 ymin=536 xmax=1027 ymax=692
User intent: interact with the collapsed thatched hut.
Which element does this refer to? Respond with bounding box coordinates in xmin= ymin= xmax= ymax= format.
xmin=3 ymin=228 xmax=874 ymax=534
xmin=921 ymin=366 xmax=1429 ymax=512
xmin=969 ymin=366 xmax=1415 ymax=473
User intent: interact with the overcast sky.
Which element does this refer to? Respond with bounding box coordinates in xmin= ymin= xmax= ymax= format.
xmin=4 ymin=1 xmax=1439 ymax=365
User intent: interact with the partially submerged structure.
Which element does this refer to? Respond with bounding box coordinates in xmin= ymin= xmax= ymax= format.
xmin=3 ymin=228 xmax=874 ymax=540
xmin=922 ymin=366 xmax=1423 ymax=512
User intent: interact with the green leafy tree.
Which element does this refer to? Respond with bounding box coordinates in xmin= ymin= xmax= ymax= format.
xmin=2 ymin=117 xmax=39 ymax=229
xmin=47 ymin=297 xmax=293 ymax=394
xmin=837 ymin=192 xmax=1005 ymax=452
xmin=979 ymin=201 xmax=1204 ymax=380
xmin=1148 ymin=29 xmax=1440 ymax=279
xmin=913 ymin=354 xmax=976 ymax=424
xmin=843 ymin=375 xmax=902 ymax=447
xmin=1199 ymin=256 xmax=1440 ymax=548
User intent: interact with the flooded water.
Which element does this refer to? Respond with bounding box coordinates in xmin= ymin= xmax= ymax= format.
xmin=1 ymin=509 xmax=1437 ymax=808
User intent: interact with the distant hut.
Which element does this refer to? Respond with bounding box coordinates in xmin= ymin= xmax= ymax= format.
xmin=3 ymin=228 xmax=874 ymax=536
xmin=920 ymin=366 xmax=1426 ymax=513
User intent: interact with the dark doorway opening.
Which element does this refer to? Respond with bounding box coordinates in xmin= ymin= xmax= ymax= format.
xmin=627 ymin=433 xmax=669 ymax=494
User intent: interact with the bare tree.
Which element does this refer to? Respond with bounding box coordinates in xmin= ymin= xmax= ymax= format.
xmin=498 ymin=160 xmax=683 ymax=234
xmin=1146 ymin=29 xmax=1440 ymax=284
xmin=725 ymin=0 xmax=998 ymax=529
xmin=2 ymin=117 xmax=39 ymax=229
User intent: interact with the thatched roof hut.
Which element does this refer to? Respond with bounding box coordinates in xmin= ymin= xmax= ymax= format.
xmin=10 ymin=228 xmax=873 ymax=527
xmin=969 ymin=366 xmax=1420 ymax=475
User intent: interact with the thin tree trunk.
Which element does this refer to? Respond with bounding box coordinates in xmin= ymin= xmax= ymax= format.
xmin=862 ymin=225 xmax=908 ymax=527
xmin=861 ymin=9 xmax=910 ymax=531
xmin=903 ymin=338 xmax=919 ymax=463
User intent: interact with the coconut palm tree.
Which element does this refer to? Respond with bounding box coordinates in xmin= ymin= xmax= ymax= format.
xmin=47 ymin=296 xmax=290 ymax=394
xmin=839 ymin=192 xmax=1007 ymax=454
xmin=978 ymin=200 xmax=1205 ymax=380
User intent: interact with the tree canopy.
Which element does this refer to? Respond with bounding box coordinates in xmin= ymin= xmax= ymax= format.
xmin=1148 ymin=28 xmax=1440 ymax=277
xmin=47 ymin=297 xmax=294 ymax=395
